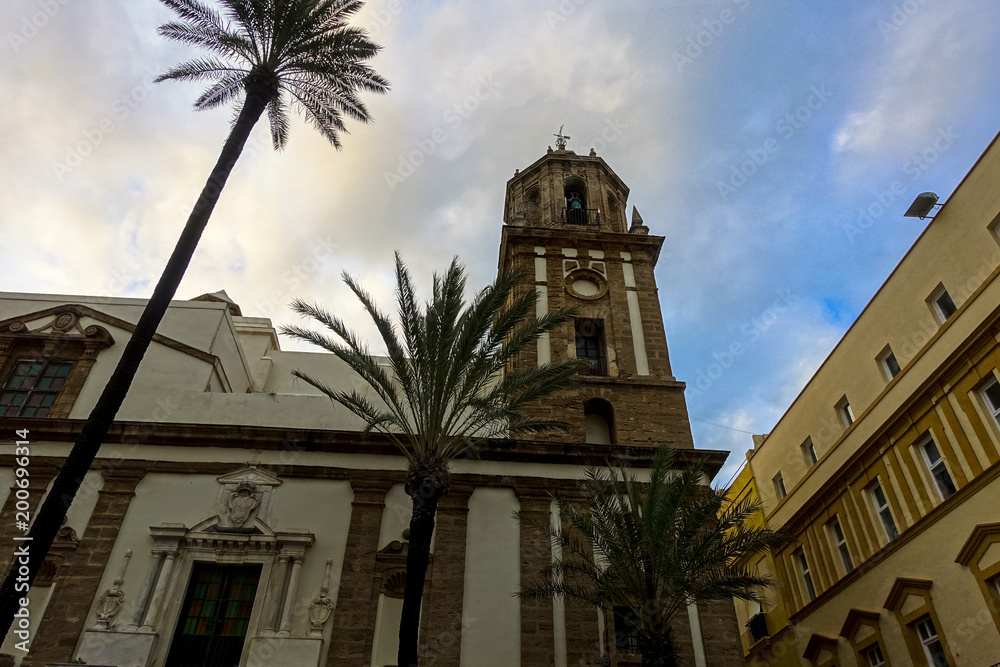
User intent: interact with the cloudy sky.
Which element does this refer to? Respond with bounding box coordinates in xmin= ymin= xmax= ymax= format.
xmin=2 ymin=0 xmax=999 ymax=484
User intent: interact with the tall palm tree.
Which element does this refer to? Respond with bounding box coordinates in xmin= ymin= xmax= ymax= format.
xmin=281 ymin=253 xmax=585 ymax=667
xmin=519 ymin=446 xmax=790 ymax=667
xmin=0 ymin=0 xmax=387 ymax=633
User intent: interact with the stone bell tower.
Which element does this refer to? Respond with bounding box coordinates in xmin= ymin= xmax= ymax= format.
xmin=498 ymin=138 xmax=694 ymax=448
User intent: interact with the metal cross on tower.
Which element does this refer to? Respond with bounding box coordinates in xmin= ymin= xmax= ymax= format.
xmin=553 ymin=125 xmax=570 ymax=150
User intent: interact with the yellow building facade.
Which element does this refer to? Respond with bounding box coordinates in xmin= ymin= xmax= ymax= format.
xmin=729 ymin=132 xmax=1000 ymax=666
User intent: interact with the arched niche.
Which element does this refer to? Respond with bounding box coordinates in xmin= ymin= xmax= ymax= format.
xmin=584 ymin=398 xmax=616 ymax=445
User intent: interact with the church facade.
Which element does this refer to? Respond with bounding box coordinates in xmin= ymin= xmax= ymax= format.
xmin=0 ymin=146 xmax=742 ymax=666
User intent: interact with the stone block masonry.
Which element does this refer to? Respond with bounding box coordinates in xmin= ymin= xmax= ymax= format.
xmin=24 ymin=467 xmax=144 ymax=667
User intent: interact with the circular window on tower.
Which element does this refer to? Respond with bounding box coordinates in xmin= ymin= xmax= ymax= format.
xmin=565 ymin=267 xmax=608 ymax=301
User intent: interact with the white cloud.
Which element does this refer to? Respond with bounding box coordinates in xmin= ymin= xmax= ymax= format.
xmin=833 ymin=4 xmax=1000 ymax=157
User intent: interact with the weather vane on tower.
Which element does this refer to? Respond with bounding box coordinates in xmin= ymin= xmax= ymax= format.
xmin=553 ymin=125 xmax=570 ymax=150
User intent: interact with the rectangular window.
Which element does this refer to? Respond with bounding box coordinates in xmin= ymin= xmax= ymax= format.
xmin=869 ymin=480 xmax=898 ymax=541
xmin=920 ymin=436 xmax=957 ymax=500
xmin=795 ymin=549 xmax=816 ymax=601
xmin=863 ymin=643 xmax=886 ymax=667
xmin=575 ymin=318 xmax=607 ymax=376
xmin=837 ymin=396 xmax=855 ymax=427
xmin=982 ymin=378 xmax=1000 ymax=426
xmin=773 ymin=472 xmax=786 ymax=500
xmin=613 ymin=606 xmax=640 ymax=653
xmin=0 ymin=360 xmax=73 ymax=418
xmin=930 ymin=285 xmax=958 ymax=323
xmin=746 ymin=610 xmax=769 ymax=642
xmin=802 ymin=438 xmax=818 ymax=467
xmin=165 ymin=562 xmax=261 ymax=667
xmin=914 ymin=616 xmax=949 ymax=667
xmin=877 ymin=347 xmax=902 ymax=380
xmin=827 ymin=517 xmax=853 ymax=574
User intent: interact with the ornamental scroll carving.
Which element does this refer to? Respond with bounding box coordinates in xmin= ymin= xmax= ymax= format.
xmin=95 ymin=549 xmax=132 ymax=630
xmin=308 ymin=559 xmax=335 ymax=636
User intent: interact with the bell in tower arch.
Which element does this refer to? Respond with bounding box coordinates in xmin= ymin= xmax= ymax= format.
xmin=564 ymin=178 xmax=588 ymax=225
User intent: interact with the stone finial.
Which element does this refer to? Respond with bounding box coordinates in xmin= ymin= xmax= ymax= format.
xmin=553 ymin=125 xmax=570 ymax=150
xmin=308 ymin=559 xmax=335 ymax=636
xmin=95 ymin=549 xmax=132 ymax=629
xmin=589 ymin=148 xmax=597 ymax=157
xmin=547 ymin=146 xmax=554 ymax=154
xmin=630 ymin=206 xmax=649 ymax=235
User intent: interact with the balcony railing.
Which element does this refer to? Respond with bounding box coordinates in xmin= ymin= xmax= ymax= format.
xmin=561 ymin=207 xmax=602 ymax=226
xmin=581 ymin=354 xmax=608 ymax=376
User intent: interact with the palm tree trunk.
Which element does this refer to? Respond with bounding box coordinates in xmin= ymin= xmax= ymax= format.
xmin=397 ymin=486 xmax=442 ymax=667
xmin=639 ymin=627 xmax=679 ymax=667
xmin=0 ymin=87 xmax=270 ymax=636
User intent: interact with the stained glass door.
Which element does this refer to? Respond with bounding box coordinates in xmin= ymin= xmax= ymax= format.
xmin=165 ymin=562 xmax=261 ymax=667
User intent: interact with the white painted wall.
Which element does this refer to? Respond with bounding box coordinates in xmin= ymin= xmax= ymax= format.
xmin=460 ymin=487 xmax=520 ymax=666
xmin=371 ymin=594 xmax=403 ymax=667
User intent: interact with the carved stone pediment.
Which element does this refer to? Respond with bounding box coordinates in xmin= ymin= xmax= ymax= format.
xmin=0 ymin=306 xmax=115 ymax=357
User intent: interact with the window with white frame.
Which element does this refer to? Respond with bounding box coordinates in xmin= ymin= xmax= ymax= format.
xmin=795 ymin=549 xmax=816 ymax=601
xmin=981 ymin=377 xmax=1000 ymax=427
xmin=877 ymin=346 xmax=902 ymax=380
xmin=802 ymin=438 xmax=818 ymax=467
xmin=773 ymin=472 xmax=786 ymax=500
xmin=827 ymin=517 xmax=853 ymax=574
xmin=837 ymin=396 xmax=855 ymax=427
xmin=869 ymin=480 xmax=898 ymax=541
xmin=863 ymin=643 xmax=886 ymax=667
xmin=919 ymin=436 xmax=957 ymax=500
xmin=914 ymin=616 xmax=949 ymax=667
xmin=929 ymin=285 xmax=958 ymax=323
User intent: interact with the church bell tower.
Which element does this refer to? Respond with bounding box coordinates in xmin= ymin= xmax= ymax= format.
xmin=498 ymin=136 xmax=694 ymax=449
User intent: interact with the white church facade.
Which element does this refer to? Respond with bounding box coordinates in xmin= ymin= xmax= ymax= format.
xmin=0 ymin=147 xmax=742 ymax=667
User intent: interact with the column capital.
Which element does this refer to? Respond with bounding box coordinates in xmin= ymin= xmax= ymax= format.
xmin=349 ymin=474 xmax=396 ymax=504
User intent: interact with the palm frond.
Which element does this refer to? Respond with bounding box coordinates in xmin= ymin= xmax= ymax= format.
xmin=518 ymin=445 xmax=793 ymax=651
xmin=157 ymin=0 xmax=388 ymax=148
xmin=266 ymin=93 xmax=291 ymax=149
xmin=284 ymin=254 xmax=582 ymax=471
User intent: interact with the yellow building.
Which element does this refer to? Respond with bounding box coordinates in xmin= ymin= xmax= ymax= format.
xmin=730 ymin=131 xmax=1000 ymax=666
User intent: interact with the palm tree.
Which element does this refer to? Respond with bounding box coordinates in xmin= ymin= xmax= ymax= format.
xmin=281 ymin=253 xmax=585 ymax=667
xmin=519 ymin=446 xmax=790 ymax=667
xmin=0 ymin=0 xmax=387 ymax=633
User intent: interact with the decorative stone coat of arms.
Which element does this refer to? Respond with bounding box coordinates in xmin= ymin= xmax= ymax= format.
xmin=213 ymin=465 xmax=282 ymax=530
xmin=227 ymin=480 xmax=261 ymax=527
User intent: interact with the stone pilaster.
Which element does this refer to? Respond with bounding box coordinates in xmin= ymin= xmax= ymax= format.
xmin=325 ymin=477 xmax=392 ymax=666
xmin=0 ymin=465 xmax=56 ymax=574
xmin=561 ymin=508 xmax=602 ymax=666
xmin=25 ymin=466 xmax=145 ymax=667
xmin=697 ymin=600 xmax=743 ymax=664
xmin=518 ymin=492 xmax=556 ymax=667
xmin=420 ymin=486 xmax=471 ymax=667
